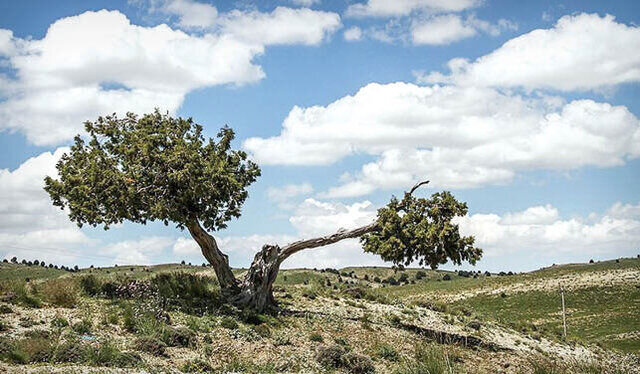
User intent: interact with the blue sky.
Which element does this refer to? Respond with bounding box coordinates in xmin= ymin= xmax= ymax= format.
xmin=1 ymin=0 xmax=639 ymax=272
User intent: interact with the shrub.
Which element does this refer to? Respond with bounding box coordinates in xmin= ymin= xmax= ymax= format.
xmin=122 ymin=304 xmax=136 ymax=332
xmin=151 ymin=272 xmax=221 ymax=314
xmin=1 ymin=280 xmax=41 ymax=308
xmin=0 ymin=304 xmax=12 ymax=314
xmin=394 ymin=343 xmax=455 ymax=374
xmin=40 ymin=278 xmax=79 ymax=308
xmin=220 ymin=316 xmax=239 ymax=330
xmin=182 ymin=358 xmax=214 ymax=373
xmin=53 ymin=339 xmax=86 ymax=363
xmin=80 ymin=275 xmax=102 ymax=296
xmin=343 ymin=352 xmax=375 ymax=374
xmin=86 ymin=341 xmax=142 ymax=368
xmin=316 ymin=344 xmax=347 ymax=369
xmin=309 ymin=332 xmax=324 ymax=342
xmin=316 ymin=344 xmax=374 ymax=374
xmin=442 ymin=274 xmax=451 ymax=281
xmin=72 ymin=318 xmax=92 ymax=334
xmin=415 ymin=271 xmax=426 ymax=280
xmin=375 ymin=343 xmax=399 ymax=361
xmin=51 ymin=315 xmax=69 ymax=328
xmin=135 ymin=336 xmax=167 ymax=357
xmin=162 ymin=326 xmax=196 ymax=347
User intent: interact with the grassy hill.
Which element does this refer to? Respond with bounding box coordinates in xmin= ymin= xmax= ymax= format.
xmin=0 ymin=257 xmax=638 ymax=373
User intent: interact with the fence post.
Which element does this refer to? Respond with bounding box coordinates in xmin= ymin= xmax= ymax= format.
xmin=560 ymin=285 xmax=567 ymax=339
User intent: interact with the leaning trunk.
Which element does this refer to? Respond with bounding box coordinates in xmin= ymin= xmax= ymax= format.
xmin=187 ymin=221 xmax=239 ymax=295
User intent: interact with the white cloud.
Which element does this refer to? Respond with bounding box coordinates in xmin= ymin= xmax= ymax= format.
xmin=0 ymin=8 xmax=340 ymax=145
xmin=457 ymin=202 xmax=640 ymax=260
xmin=346 ymin=0 xmax=479 ymax=18
xmin=344 ymin=26 xmax=363 ymax=41
xmin=420 ymin=13 xmax=640 ymax=91
xmin=411 ymin=14 xmax=476 ymax=45
xmin=103 ymin=237 xmax=174 ymax=265
xmin=0 ymin=148 xmax=95 ymax=265
xmin=267 ymin=183 xmax=314 ymax=205
xmin=218 ymin=7 xmax=341 ymax=46
xmin=160 ymin=0 xmax=218 ymax=28
xmin=289 ymin=0 xmax=321 ymax=7
xmin=244 ymin=82 xmax=640 ymax=196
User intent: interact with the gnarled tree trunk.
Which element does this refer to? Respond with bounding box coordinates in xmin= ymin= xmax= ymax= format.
xmin=187 ymin=182 xmax=428 ymax=312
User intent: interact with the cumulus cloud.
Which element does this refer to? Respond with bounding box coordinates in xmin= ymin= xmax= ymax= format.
xmin=419 ymin=13 xmax=640 ymax=91
xmin=217 ymin=7 xmax=340 ymax=46
xmin=289 ymin=0 xmax=321 ymax=7
xmin=158 ymin=0 xmax=218 ymax=28
xmin=244 ymin=82 xmax=640 ymax=197
xmin=346 ymin=0 xmax=479 ymax=18
xmin=267 ymin=183 xmax=314 ymax=209
xmin=457 ymin=203 xmax=640 ymax=262
xmin=411 ymin=14 xmax=476 ymax=45
xmin=0 ymin=8 xmax=340 ymax=145
xmin=0 ymin=148 xmax=95 ymax=264
xmin=343 ymin=26 xmax=363 ymax=41
xmin=103 ymin=237 xmax=174 ymax=265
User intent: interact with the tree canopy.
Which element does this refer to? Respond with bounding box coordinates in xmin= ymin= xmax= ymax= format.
xmin=361 ymin=190 xmax=482 ymax=269
xmin=44 ymin=110 xmax=260 ymax=231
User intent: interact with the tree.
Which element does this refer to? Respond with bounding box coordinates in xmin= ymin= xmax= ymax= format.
xmin=45 ymin=111 xmax=482 ymax=312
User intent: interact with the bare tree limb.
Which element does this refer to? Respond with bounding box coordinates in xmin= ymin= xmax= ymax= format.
xmin=408 ymin=180 xmax=430 ymax=195
xmin=278 ymin=222 xmax=378 ymax=261
xmin=277 ymin=180 xmax=431 ymax=262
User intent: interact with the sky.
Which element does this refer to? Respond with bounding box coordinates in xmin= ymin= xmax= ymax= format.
xmin=1 ymin=0 xmax=639 ymax=272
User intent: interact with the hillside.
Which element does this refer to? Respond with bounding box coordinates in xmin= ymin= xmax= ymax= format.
xmin=0 ymin=257 xmax=638 ymax=373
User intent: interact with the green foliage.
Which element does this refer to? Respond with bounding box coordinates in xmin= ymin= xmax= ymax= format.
xmin=393 ymin=343 xmax=456 ymax=374
xmin=220 ymin=316 xmax=239 ymax=330
xmin=39 ymin=278 xmax=79 ymax=308
xmin=375 ymin=343 xmax=399 ymax=361
xmin=315 ymin=344 xmax=374 ymax=374
xmin=362 ymin=191 xmax=482 ymax=269
xmin=309 ymin=332 xmax=324 ymax=342
xmin=80 ymin=275 xmax=102 ymax=296
xmin=44 ymin=110 xmax=260 ymax=232
xmin=151 ymin=272 xmax=221 ymax=314
xmin=134 ymin=336 xmax=167 ymax=357
xmin=71 ymin=318 xmax=92 ymax=334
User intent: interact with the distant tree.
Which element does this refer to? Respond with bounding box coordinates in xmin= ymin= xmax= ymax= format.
xmin=21 ymin=259 xmax=27 ymax=265
xmin=34 ymin=260 xmax=40 ymax=266
xmin=10 ymin=257 xmax=17 ymax=263
xmin=2 ymin=259 xmax=7 ymax=263
xmin=40 ymin=262 xmax=46 ymax=267
xmin=181 ymin=260 xmax=186 ymax=265
xmin=74 ymin=265 xmax=79 ymax=271
xmin=44 ymin=111 xmax=482 ymax=312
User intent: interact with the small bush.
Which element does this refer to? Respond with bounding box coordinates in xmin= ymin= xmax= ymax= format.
xmin=442 ymin=274 xmax=451 ymax=281
xmin=53 ymin=339 xmax=86 ymax=363
xmin=182 ymin=358 xmax=214 ymax=373
xmin=343 ymin=352 xmax=375 ymax=374
xmin=316 ymin=344 xmax=347 ymax=369
xmin=71 ymin=318 xmax=92 ymax=334
xmin=0 ymin=304 xmax=13 ymax=314
xmin=220 ymin=316 xmax=239 ymax=330
xmin=375 ymin=343 xmax=399 ymax=361
xmin=86 ymin=341 xmax=142 ymax=368
xmin=135 ymin=336 xmax=167 ymax=357
xmin=152 ymin=272 xmax=221 ymax=314
xmin=51 ymin=315 xmax=69 ymax=328
xmin=394 ymin=343 xmax=455 ymax=374
xmin=39 ymin=278 xmax=79 ymax=308
xmin=80 ymin=275 xmax=102 ymax=296
xmin=309 ymin=332 xmax=324 ymax=342
xmin=162 ymin=326 xmax=196 ymax=347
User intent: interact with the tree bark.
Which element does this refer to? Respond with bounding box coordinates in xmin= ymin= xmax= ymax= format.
xmin=187 ymin=220 xmax=239 ymax=294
